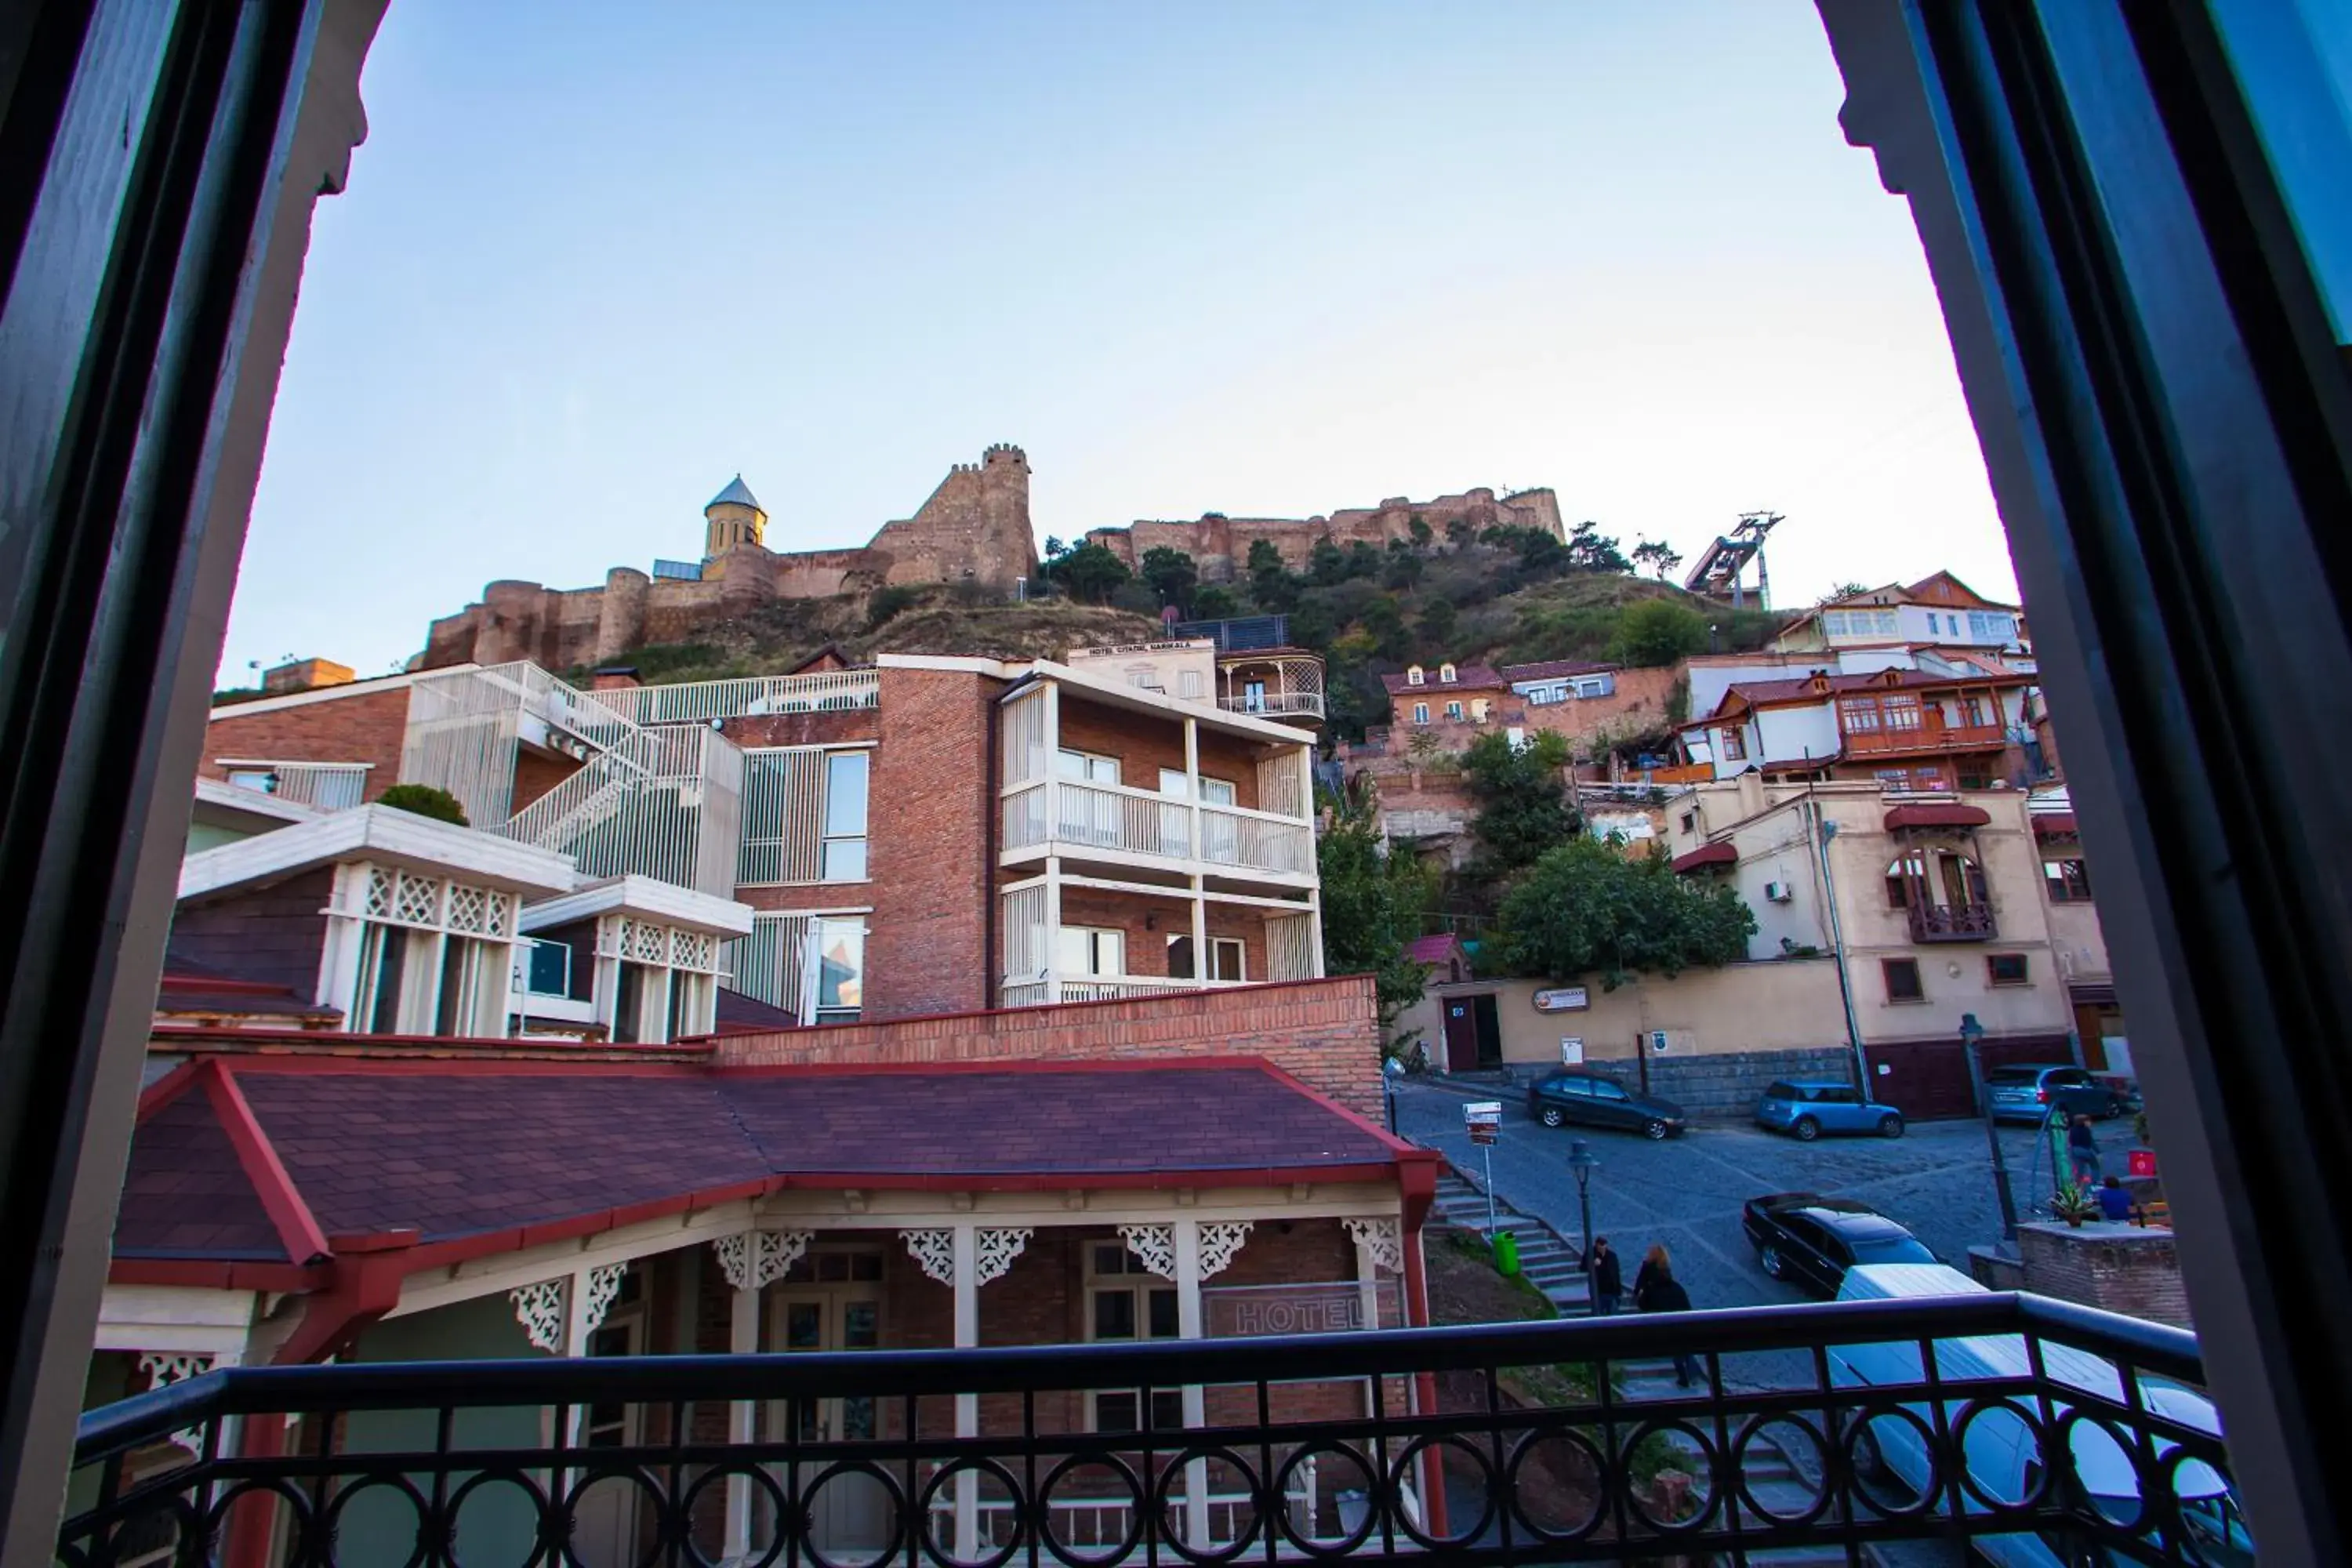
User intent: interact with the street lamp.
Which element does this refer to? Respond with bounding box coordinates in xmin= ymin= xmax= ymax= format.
xmin=1566 ymin=1139 xmax=1599 ymax=1313
xmin=1383 ymin=1055 xmax=1404 ymax=1135
xmin=1960 ymin=1012 xmax=2021 ymax=1247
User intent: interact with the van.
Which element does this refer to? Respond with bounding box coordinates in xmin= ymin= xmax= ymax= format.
xmin=1830 ymin=1264 xmax=2252 ymax=1566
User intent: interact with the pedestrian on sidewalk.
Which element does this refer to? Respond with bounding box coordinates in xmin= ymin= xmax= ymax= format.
xmin=2067 ymin=1113 xmax=2103 ymax=1185
xmin=1588 ymin=1236 xmax=1623 ymax=1316
xmin=1633 ymin=1243 xmax=1700 ymax=1388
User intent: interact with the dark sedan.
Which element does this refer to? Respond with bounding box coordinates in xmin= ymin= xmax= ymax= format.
xmin=1526 ymin=1072 xmax=1687 ymax=1140
xmin=1741 ymin=1192 xmax=1936 ymax=1296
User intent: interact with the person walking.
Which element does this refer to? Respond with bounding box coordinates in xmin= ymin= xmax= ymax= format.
xmin=2067 ymin=1112 xmax=2103 ymax=1186
xmin=1633 ymin=1243 xmax=1700 ymax=1388
xmin=1588 ymin=1236 xmax=1623 ymax=1316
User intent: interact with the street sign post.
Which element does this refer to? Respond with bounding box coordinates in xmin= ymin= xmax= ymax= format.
xmin=1464 ymin=1102 xmax=1503 ymax=1236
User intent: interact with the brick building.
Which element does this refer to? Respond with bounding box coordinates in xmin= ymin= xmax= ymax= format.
xmin=1083 ymin=483 xmax=1564 ymax=581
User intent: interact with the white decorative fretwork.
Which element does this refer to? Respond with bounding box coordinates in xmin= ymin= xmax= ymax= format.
xmin=445 ymin=883 xmax=491 ymax=934
xmin=902 ymin=1229 xmax=956 ymax=1285
xmin=137 ymin=1352 xmax=212 ymax=1389
xmin=1343 ymin=1218 xmax=1404 ymax=1272
xmin=713 ymin=1229 xmax=815 ymax=1290
xmin=394 ymin=871 xmax=443 ymax=927
xmin=364 ymin=865 xmax=396 ymax=918
xmin=671 ymin=928 xmax=717 ymax=973
xmin=975 ymin=1227 xmax=1034 ymax=1286
xmin=580 ymin=1263 xmax=628 ymax=1336
xmin=626 ymin=918 xmax=667 ymax=964
xmin=510 ymin=1277 xmax=568 ymax=1352
xmin=1116 ymin=1223 xmax=1178 ymax=1281
xmin=1198 ymin=1221 xmax=1254 ymax=1279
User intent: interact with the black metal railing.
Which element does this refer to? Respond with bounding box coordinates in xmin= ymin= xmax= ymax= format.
xmin=1911 ymin=901 xmax=1998 ymax=942
xmin=60 ymin=1294 xmax=2244 ymax=1566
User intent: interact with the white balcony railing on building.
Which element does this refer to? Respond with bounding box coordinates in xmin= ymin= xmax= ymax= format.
xmin=999 ymin=975 xmax=1250 ymax=1007
xmin=499 ymin=724 xmax=744 ymax=898
xmin=1221 ymin=690 xmax=1326 ymax=718
xmin=219 ymin=761 xmax=369 ymax=811
xmin=1001 ymin=780 xmax=1312 ymax=877
xmin=608 ymin=670 xmax=878 ymax=727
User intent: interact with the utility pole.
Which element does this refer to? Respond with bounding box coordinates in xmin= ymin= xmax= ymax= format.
xmin=1962 ymin=1013 xmax=2020 ymax=1247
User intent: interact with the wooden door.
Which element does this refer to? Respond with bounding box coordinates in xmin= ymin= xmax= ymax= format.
xmin=572 ymin=1314 xmax=644 ymax=1568
xmin=772 ymin=1286 xmax=886 ymax=1556
xmin=1443 ymin=1000 xmax=1480 ymax=1072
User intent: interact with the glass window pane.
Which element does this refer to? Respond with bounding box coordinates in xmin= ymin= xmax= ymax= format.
xmin=786 ymin=1302 xmax=822 ymax=1350
xmin=527 ymin=938 xmax=569 ymax=996
xmin=1149 ymin=1391 xmax=1186 ymax=1430
xmin=1148 ymin=1290 xmax=1179 ymax=1339
xmin=1094 ymin=1291 xmax=1136 ymax=1340
xmin=824 ymin=753 xmax=869 ymax=837
xmin=815 ymin=921 xmax=863 ymax=1012
xmin=1095 ymin=1392 xmax=1140 ymax=1433
xmin=842 ymin=1302 xmax=879 ymax=1351
xmin=821 ymin=837 xmax=866 ymax=881
xmin=1092 ymin=1244 xmax=1127 ymax=1276
xmin=1200 ymin=778 xmax=1236 ymax=806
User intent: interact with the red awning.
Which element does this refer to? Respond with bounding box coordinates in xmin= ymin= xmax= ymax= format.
xmin=1671 ymin=841 xmax=1738 ymax=873
xmin=2032 ymin=813 xmax=2078 ymax=837
xmin=1884 ymin=803 xmax=1993 ymax=830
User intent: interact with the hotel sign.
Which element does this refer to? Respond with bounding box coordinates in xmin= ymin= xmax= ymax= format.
xmin=1533 ymin=986 xmax=1590 ymax=1013
xmin=1203 ymin=1281 xmax=1396 ymax=1337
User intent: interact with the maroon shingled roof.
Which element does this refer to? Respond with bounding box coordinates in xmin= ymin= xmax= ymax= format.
xmin=1885 ymin=803 xmax=1994 ymax=830
xmin=1712 ymin=667 xmax=2027 ymax=717
xmin=1498 ymin=659 xmax=1613 ymax=683
xmin=155 ymin=953 xmax=343 ymax=1024
xmin=713 ymin=987 xmax=799 ymax=1033
xmin=1671 ymin=841 xmax=1739 ymax=873
xmin=116 ymin=1060 xmax=1407 ymax=1260
xmin=1379 ymin=665 xmax=1504 ymax=695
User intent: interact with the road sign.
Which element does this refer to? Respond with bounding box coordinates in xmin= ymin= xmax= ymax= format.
xmin=1468 ymin=1125 xmax=1497 ymax=1145
xmin=1464 ymin=1101 xmax=1502 ymax=1124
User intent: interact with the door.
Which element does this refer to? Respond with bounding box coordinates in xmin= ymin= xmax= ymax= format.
xmin=572 ymin=1312 xmax=644 ymax=1568
xmin=1443 ymin=1000 xmax=1480 ymax=1073
xmin=1469 ymin=994 xmax=1502 ymax=1069
xmin=772 ymin=1284 xmax=886 ymax=1557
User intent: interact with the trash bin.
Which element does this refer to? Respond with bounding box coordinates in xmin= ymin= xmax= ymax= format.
xmin=1492 ymin=1229 xmax=1521 ymax=1276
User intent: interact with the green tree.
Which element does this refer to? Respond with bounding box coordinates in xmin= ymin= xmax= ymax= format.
xmin=1444 ymin=517 xmax=1476 ymax=549
xmin=1359 ymin=597 xmax=1412 ymax=662
xmin=1418 ymin=597 xmax=1458 ymax=649
xmin=1409 ymin=514 xmax=1434 ymax=547
xmin=1045 ymin=541 xmax=1132 ymax=604
xmin=1248 ymin=538 xmax=1299 ymax=612
xmin=1488 ymin=838 xmax=1757 ymax=989
xmin=1139 ymin=546 xmax=1199 ymax=611
xmin=1190 ymin=584 xmax=1240 ymax=621
xmin=1345 ymin=539 xmax=1385 ymax=580
xmin=1382 ymin=550 xmax=1425 ymax=591
xmin=1608 ymin=598 xmax=1708 ymax=666
xmin=376 ymin=782 xmax=469 ymax=826
xmin=1461 ymin=729 xmax=1577 ymax=880
xmin=1307 ymin=537 xmax=1348 ymax=586
xmin=1316 ymin=780 xmax=1439 ymax=1051
xmin=1820 ymin=582 xmax=1871 ymax=603
xmin=1566 ymin=520 xmax=1632 ymax=574
xmin=1631 ymin=538 xmax=1685 ymax=581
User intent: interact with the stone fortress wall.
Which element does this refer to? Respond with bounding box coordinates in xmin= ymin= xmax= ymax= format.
xmin=419 ymin=445 xmax=1039 ymax=671
xmin=1083 ymin=485 xmax=1565 ymax=583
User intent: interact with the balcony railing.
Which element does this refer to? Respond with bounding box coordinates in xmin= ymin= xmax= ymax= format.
xmin=1002 ymin=780 xmax=1313 ymax=878
xmin=1911 ymin=899 xmax=1998 ymax=942
xmin=609 ymin=670 xmax=880 ymax=726
xmin=1221 ymin=690 xmax=1326 ymax=719
xmin=216 ymin=760 xmax=369 ymax=811
xmin=63 ymin=1293 xmax=2234 ymax=1567
xmin=1845 ymin=720 xmax=2008 ymax=756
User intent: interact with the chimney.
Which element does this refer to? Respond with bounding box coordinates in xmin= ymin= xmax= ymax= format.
xmin=262 ymin=657 xmax=357 ymax=695
xmin=590 ymin=666 xmax=641 ymax=691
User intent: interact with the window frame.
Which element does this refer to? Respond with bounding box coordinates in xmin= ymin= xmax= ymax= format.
xmin=2044 ymin=856 xmax=2094 ymax=902
xmin=1058 ymin=925 xmax=1126 ymax=979
xmin=1411 ymin=702 xmax=1428 ymax=725
xmin=1084 ymin=1243 xmax=1184 ymax=1434
xmin=1987 ymin=953 xmax=2031 ymax=987
xmin=819 ymin=750 xmax=870 ymax=883
xmin=1882 ymin=957 xmax=1926 ymax=1004
xmin=1719 ymin=726 xmax=1748 ymax=761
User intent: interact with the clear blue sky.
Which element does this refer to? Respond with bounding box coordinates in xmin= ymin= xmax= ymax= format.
xmin=227 ymin=1 xmax=2016 ymax=681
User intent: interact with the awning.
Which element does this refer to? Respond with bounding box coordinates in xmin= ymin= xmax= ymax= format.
xmin=1671 ymin=841 xmax=1738 ymax=873
xmin=1884 ymin=804 xmax=1992 ymax=830
xmin=2032 ymin=812 xmax=2078 ymax=837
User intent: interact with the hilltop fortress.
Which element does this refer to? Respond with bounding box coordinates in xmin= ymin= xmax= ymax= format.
xmin=416 ymin=445 xmax=1565 ymax=670
xmin=1083 ymin=485 xmax=1565 ymax=581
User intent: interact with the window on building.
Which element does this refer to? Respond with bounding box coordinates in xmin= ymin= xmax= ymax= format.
xmin=1719 ymin=727 xmax=1747 ymax=761
xmin=1240 ymin=677 xmax=1264 ymax=710
xmin=1882 ymin=693 xmax=1924 ymax=732
xmin=1506 ymin=726 xmax=1526 ymax=749
xmin=1838 ymin=697 xmax=1882 ymax=734
xmin=2044 ymin=857 xmax=2094 ymax=902
xmin=1179 ymin=670 xmax=1205 ymax=700
xmin=1087 ymin=1243 xmax=1183 ymax=1433
xmin=1406 ymin=666 xmax=1425 ymax=686
xmin=1166 ymin=933 xmax=1195 ymax=979
xmin=809 ymin=917 xmax=866 ymax=1023
xmin=1576 ymin=675 xmax=1614 ymax=698
xmin=356 ymin=923 xmax=409 ymax=1033
xmin=1969 ymin=612 xmax=2017 ymax=643
xmin=524 ymin=937 xmax=571 ymax=997
xmin=821 ymin=751 xmax=869 ymax=881
xmin=1445 ymin=701 xmax=1464 ymax=720
xmin=346 ymin=867 xmax=514 ymax=1036
xmin=1886 ymin=853 xmax=1925 ymax=909
xmin=1412 ymin=702 xmax=1429 ymax=724
xmin=226 ymin=767 xmax=278 ymax=794
xmin=1882 ymin=958 xmax=1925 ymax=1003
xmin=612 ymin=962 xmax=645 ymax=1044
xmin=1679 ymin=811 xmax=1697 ymax=835
xmin=1470 ymin=698 xmax=1490 ymax=720
xmin=1526 ymin=687 xmax=1553 ymax=706
xmin=1210 ymin=937 xmax=1246 ymax=982
xmin=1058 ymin=749 xmax=1121 ymax=784
xmin=1987 ymin=953 xmax=2031 ymax=987
xmin=1058 ymin=926 xmax=1125 ymax=978
xmin=1823 ymin=612 xmax=1847 ymax=637
xmin=1439 ymin=663 xmax=1457 ymax=684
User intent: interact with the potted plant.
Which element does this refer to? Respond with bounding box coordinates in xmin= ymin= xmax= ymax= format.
xmin=2051 ymin=1183 xmax=2101 ymax=1228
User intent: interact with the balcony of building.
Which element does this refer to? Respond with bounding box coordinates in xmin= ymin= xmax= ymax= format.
xmin=1884 ymin=804 xmax=1998 ymax=943
xmin=998 ymin=676 xmax=1319 ymax=890
xmin=996 ymin=879 xmax=1320 ymax=1008
xmin=211 ymin=758 xmax=372 ymax=811
xmin=1837 ymin=689 xmax=2013 ymax=760
xmin=1216 ymin=651 xmax=1325 ymax=726
xmin=65 ymin=1290 xmax=2231 ymax=1568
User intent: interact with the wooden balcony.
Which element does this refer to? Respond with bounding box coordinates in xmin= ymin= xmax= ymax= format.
xmin=1844 ymin=720 xmax=2007 ymax=757
xmin=1910 ymin=900 xmax=1998 ymax=942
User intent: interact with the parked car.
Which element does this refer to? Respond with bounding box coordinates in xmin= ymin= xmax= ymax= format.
xmin=1525 ymin=1072 xmax=1687 ymax=1140
xmin=1741 ymin=1192 xmax=1936 ymax=1295
xmin=1755 ymin=1080 xmax=1905 ymax=1141
xmin=1984 ymin=1062 xmax=2128 ymax=1123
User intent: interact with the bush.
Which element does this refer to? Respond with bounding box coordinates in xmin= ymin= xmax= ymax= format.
xmin=866 ymin=584 xmax=922 ymax=629
xmin=1608 ymin=600 xmax=1708 ymax=666
xmin=376 ymin=783 xmax=468 ymax=826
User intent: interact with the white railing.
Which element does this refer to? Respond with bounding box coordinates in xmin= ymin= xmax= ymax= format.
xmin=610 ymin=670 xmax=878 ymax=726
xmin=217 ymin=761 xmax=369 ymax=811
xmin=1222 ymin=691 xmax=1326 ymax=718
xmin=997 ymin=975 xmax=1252 ymax=1007
xmin=495 ymin=724 xmax=744 ymax=898
xmin=1200 ymin=802 xmax=1316 ymax=875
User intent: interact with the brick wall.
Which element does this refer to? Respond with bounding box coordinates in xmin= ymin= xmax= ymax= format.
xmin=1057 ymin=695 xmax=1270 ymax=811
xmin=713 ymin=976 xmax=1385 ymax=1119
xmin=864 ymin=666 xmax=998 ymax=1019
xmin=167 ymin=868 xmax=335 ymax=996
xmin=510 ymin=750 xmax=582 ymax=815
xmin=1575 ymin=1047 xmax=1859 ymax=1119
xmin=201 ymin=687 xmax=412 ymax=800
xmin=724 ymin=709 xmax=882 ymax=750
xmin=2016 ymin=1222 xmax=2193 ymax=1330
xmin=1054 ymin=887 xmax=1270 ymax=985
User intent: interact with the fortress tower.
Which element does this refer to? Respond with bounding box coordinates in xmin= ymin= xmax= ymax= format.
xmin=704 ymin=475 xmax=766 ymax=559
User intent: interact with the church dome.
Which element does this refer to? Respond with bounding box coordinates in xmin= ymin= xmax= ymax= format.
xmin=707 ymin=475 xmax=762 ymax=514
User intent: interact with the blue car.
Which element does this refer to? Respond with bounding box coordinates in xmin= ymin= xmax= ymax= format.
xmin=1755 ymin=1080 xmax=1905 ymax=1141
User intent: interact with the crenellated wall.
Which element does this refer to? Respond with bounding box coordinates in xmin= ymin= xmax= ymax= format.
xmin=1085 ymin=485 xmax=1565 ymax=583
xmin=418 ymin=446 xmax=1039 ymax=671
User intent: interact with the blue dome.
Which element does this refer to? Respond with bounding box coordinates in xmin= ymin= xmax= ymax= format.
xmin=707 ymin=475 xmax=763 ymax=513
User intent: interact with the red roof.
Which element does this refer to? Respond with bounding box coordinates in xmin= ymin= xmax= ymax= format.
xmin=1671 ymin=841 xmax=1738 ymax=873
xmin=116 ymin=1058 xmax=1412 ymax=1269
xmin=1884 ymin=803 xmax=1994 ymax=830
xmin=713 ymin=987 xmax=799 ymax=1033
xmin=2032 ymin=812 xmax=2078 ymax=837
xmin=155 ymin=955 xmax=342 ymax=1024
xmin=1498 ymin=658 xmax=1613 ymax=683
xmin=1712 ymin=667 xmax=2026 ymax=718
xmin=1380 ymin=665 xmax=1504 ymax=695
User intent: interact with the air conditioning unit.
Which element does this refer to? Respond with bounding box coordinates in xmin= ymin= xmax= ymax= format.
xmin=1763 ymin=880 xmax=1794 ymax=903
